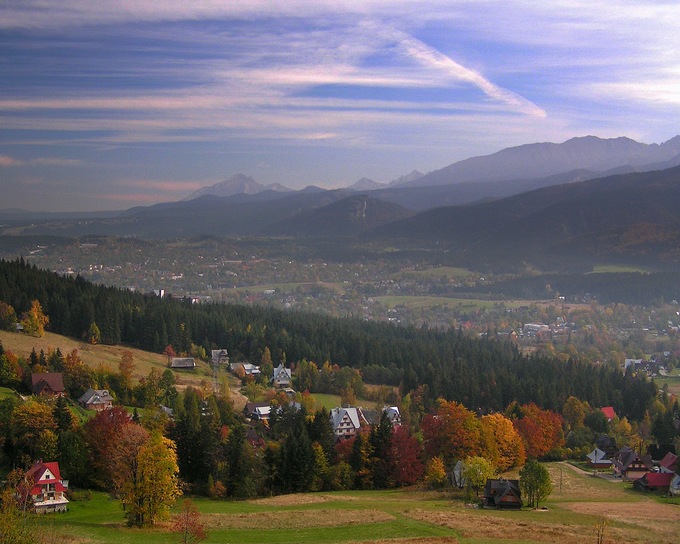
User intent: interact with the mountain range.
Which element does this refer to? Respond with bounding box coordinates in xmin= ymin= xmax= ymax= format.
xmin=3 ymin=135 xmax=680 ymax=269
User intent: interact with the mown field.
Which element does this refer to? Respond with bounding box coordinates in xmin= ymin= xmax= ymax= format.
xmin=36 ymin=462 xmax=679 ymax=544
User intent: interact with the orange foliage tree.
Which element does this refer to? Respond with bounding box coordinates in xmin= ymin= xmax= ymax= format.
xmin=510 ymin=402 xmax=564 ymax=459
xmin=422 ymin=399 xmax=481 ymax=465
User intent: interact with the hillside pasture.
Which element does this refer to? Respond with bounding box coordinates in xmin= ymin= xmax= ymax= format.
xmin=36 ymin=463 xmax=679 ymax=544
xmin=0 ymin=329 xmax=213 ymax=388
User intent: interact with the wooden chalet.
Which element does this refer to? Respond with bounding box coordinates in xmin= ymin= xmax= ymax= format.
xmin=31 ymin=373 xmax=65 ymax=397
xmin=482 ymin=478 xmax=522 ymax=509
xmin=612 ymin=447 xmax=653 ymax=481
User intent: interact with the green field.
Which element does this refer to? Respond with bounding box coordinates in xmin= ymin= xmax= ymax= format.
xmin=400 ymin=266 xmax=474 ymax=279
xmin=34 ymin=463 xmax=679 ymax=544
xmin=589 ymin=265 xmax=654 ymax=273
xmin=374 ymin=295 xmax=525 ymax=311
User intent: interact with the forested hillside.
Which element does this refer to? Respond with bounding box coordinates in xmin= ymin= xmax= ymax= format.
xmin=0 ymin=259 xmax=655 ymax=418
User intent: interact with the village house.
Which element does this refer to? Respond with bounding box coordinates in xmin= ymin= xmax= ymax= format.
xmin=31 ymin=372 xmax=65 ymax=397
xmin=612 ymin=446 xmax=653 ymax=481
xmin=243 ymin=401 xmax=271 ymax=421
xmin=25 ymin=460 xmax=69 ymax=513
xmin=329 ymin=405 xmax=369 ymax=440
xmin=271 ymin=363 xmax=292 ymax=388
xmin=230 ymin=361 xmax=261 ymax=378
xmin=77 ymin=388 xmax=114 ymax=411
xmin=482 ymin=478 xmax=522 ymax=509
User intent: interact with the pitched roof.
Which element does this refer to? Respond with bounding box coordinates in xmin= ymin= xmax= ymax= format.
xmin=26 ymin=461 xmax=67 ymax=495
xmin=600 ymin=406 xmax=617 ymax=420
xmin=330 ymin=406 xmax=364 ymax=431
xmin=170 ymin=357 xmax=195 ymax=368
xmin=659 ymin=452 xmax=678 ymax=472
xmin=586 ymin=448 xmax=611 ymax=464
xmin=639 ymin=472 xmax=674 ymax=487
xmin=78 ymin=388 xmax=114 ymax=405
xmin=31 ymin=373 xmax=64 ymax=395
xmin=483 ymin=478 xmax=522 ymax=507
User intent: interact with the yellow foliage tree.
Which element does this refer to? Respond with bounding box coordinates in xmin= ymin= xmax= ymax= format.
xmin=122 ymin=432 xmax=181 ymax=527
xmin=424 ymin=455 xmax=447 ymax=489
xmin=20 ymin=299 xmax=48 ymax=337
xmin=480 ymin=413 xmax=526 ymax=471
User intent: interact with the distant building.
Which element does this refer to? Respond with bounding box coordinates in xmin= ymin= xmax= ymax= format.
xmin=272 ymin=363 xmax=292 ymax=388
xmin=78 ymin=388 xmax=114 ymax=411
xmin=330 ymin=406 xmax=369 ymax=440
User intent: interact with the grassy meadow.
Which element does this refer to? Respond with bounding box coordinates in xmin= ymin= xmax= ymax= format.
xmin=0 ymin=329 xmax=214 ymax=389
xmin=36 ymin=462 xmax=679 ymax=544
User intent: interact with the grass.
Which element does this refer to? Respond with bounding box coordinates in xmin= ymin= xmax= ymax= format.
xmin=373 ymin=295 xmax=527 ymax=311
xmin=0 ymin=329 xmax=212 ymax=388
xmin=400 ymin=266 xmax=474 ymax=279
xmin=0 ymin=386 xmax=19 ymax=399
xmin=589 ymin=265 xmax=654 ymax=273
xmin=35 ymin=464 xmax=680 ymax=544
xmin=311 ymin=393 xmax=374 ymax=411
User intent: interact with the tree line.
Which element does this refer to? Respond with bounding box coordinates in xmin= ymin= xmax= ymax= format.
xmin=0 ymin=258 xmax=657 ymax=418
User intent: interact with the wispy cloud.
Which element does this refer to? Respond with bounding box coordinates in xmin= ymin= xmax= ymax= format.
xmin=0 ymin=155 xmax=83 ymax=167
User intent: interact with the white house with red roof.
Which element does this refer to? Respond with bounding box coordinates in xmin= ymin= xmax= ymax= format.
xmin=25 ymin=460 xmax=69 ymax=513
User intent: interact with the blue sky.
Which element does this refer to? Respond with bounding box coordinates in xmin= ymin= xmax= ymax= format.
xmin=1 ymin=1 xmax=679 ymax=211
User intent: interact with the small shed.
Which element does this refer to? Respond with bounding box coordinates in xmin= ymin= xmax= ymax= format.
xmin=170 ymin=357 xmax=196 ymax=370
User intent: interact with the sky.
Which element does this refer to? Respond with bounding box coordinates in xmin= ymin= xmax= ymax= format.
xmin=1 ymin=1 xmax=680 ymax=212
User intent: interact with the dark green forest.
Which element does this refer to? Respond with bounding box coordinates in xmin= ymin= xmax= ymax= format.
xmin=0 ymin=259 xmax=656 ymax=419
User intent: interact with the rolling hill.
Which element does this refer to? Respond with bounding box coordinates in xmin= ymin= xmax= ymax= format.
xmin=369 ymin=165 xmax=680 ymax=268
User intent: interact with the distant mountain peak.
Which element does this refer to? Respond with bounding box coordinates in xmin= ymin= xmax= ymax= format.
xmin=184 ymin=174 xmax=291 ymax=200
xmin=349 ymin=177 xmax=385 ymax=191
xmin=389 ymin=170 xmax=424 ymax=187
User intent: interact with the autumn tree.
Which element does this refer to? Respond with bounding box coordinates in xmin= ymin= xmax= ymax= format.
xmin=519 ymin=460 xmax=552 ymax=508
xmin=388 ymin=425 xmax=424 ymax=486
xmin=463 ymin=455 xmax=496 ymax=500
xmin=511 ymin=403 xmax=564 ymax=459
xmin=0 ymin=484 xmax=38 ymax=544
xmin=424 ymin=456 xmax=447 ymax=489
xmin=109 ymin=423 xmax=150 ymax=498
xmin=562 ymin=396 xmax=587 ymax=430
xmin=20 ymin=299 xmax=49 ymax=337
xmin=422 ymin=400 xmax=481 ymax=465
xmin=10 ymin=399 xmax=57 ymax=465
xmin=84 ymin=406 xmax=132 ymax=488
xmin=0 ymin=302 xmax=17 ymax=331
xmin=171 ymin=499 xmax=207 ymax=544
xmin=122 ymin=432 xmax=181 ymax=527
xmin=85 ymin=321 xmax=101 ymax=345
xmin=480 ymin=413 xmax=526 ymax=471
